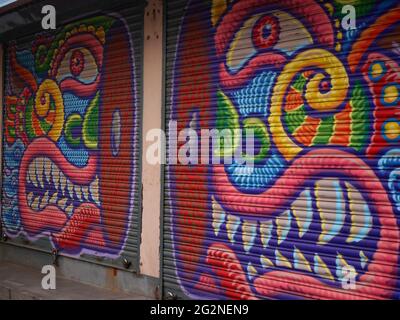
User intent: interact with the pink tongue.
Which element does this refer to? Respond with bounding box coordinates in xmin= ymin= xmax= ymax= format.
xmin=19 ymin=137 xmax=97 ymax=236
xmin=52 ymin=203 xmax=104 ymax=251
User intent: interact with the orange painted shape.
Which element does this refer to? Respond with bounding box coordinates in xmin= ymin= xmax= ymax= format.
xmin=285 ymin=88 xmax=304 ymax=111
xmin=293 ymin=116 xmax=321 ymax=146
xmin=330 ymin=103 xmax=351 ymax=145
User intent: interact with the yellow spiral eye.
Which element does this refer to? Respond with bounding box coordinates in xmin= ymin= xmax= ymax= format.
xmin=269 ymin=49 xmax=349 ymax=160
xmin=34 ymin=79 xmax=65 ymax=141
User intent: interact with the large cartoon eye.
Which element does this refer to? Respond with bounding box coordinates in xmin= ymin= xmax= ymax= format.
xmin=226 ymin=11 xmax=313 ymax=73
xmin=56 ymin=47 xmax=98 ymax=84
xmin=49 ymin=32 xmax=104 ymax=97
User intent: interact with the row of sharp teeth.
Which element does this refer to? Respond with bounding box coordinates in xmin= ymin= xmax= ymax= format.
xmin=26 ymin=157 xmax=100 ymax=214
xmin=211 ymin=178 xmax=373 ymax=251
xmin=210 ymin=180 xmax=372 ymax=281
xmin=245 ymin=248 xmax=366 ymax=283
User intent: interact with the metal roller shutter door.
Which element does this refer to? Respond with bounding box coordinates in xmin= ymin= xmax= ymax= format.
xmin=163 ymin=0 xmax=400 ymax=299
xmin=1 ymin=2 xmax=143 ymax=270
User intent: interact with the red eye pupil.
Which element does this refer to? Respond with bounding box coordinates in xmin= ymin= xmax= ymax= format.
xmin=70 ymin=50 xmax=85 ymax=77
xmin=252 ymin=15 xmax=279 ymax=50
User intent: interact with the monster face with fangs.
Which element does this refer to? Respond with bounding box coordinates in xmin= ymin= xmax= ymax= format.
xmin=3 ymin=16 xmax=138 ymax=257
xmin=169 ymin=0 xmax=400 ymax=299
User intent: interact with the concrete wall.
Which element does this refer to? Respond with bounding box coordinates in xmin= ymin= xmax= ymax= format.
xmin=140 ymin=0 xmax=163 ymax=278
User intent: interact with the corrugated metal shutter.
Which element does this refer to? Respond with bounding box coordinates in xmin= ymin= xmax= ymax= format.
xmin=163 ymin=0 xmax=400 ymax=299
xmin=1 ymin=2 xmax=143 ymax=270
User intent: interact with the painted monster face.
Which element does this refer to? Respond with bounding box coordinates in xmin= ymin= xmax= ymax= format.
xmin=3 ymin=16 xmax=137 ymax=256
xmin=170 ymin=0 xmax=400 ymax=299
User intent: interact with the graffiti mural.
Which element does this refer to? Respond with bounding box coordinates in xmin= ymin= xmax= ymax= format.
xmin=169 ymin=0 xmax=400 ymax=299
xmin=2 ymin=15 xmax=138 ymax=257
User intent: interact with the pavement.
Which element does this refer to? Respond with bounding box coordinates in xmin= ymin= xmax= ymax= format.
xmin=0 ymin=262 xmax=151 ymax=300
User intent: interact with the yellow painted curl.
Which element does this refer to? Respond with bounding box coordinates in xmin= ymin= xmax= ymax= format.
xmin=268 ymin=49 xmax=349 ymax=160
xmin=34 ymin=79 xmax=65 ymax=141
